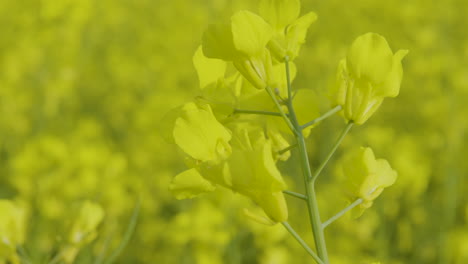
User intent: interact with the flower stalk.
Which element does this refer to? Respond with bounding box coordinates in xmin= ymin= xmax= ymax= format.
xmin=322 ymin=198 xmax=363 ymax=229
xmin=269 ymin=56 xmax=345 ymax=263
xmin=283 ymin=190 xmax=308 ymax=201
xmin=282 ymin=222 xmax=325 ymax=264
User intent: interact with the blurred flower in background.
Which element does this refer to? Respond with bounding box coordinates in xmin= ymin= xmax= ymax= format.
xmin=0 ymin=0 xmax=467 ymax=263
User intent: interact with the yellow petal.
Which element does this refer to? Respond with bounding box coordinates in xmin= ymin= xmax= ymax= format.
xmin=339 ymin=147 xmax=397 ymax=205
xmin=231 ymin=10 xmax=273 ymax=57
xmin=173 ymin=102 xmax=232 ymax=162
xmin=258 ymin=0 xmax=300 ymax=30
xmin=202 ymin=23 xmax=237 ymax=60
xmin=243 ymin=208 xmax=276 ymax=225
xmin=159 ymin=105 xmax=182 ymax=144
xmin=285 ymin=12 xmax=317 ymax=59
xmin=250 ymin=191 xmax=288 ymax=222
xmin=0 ymin=200 xmax=27 ymax=248
xmin=228 ymin=128 xmax=286 ymax=192
xmin=69 ymin=201 xmax=104 ymax=245
xmin=380 ymin=49 xmax=409 ymax=97
xmin=193 ymin=46 xmax=226 ymax=89
xmin=169 ymin=168 xmax=216 ymax=199
xmin=347 ymin=33 xmax=394 ymax=84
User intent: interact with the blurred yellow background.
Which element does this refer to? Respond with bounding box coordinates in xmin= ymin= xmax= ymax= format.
xmin=0 ymin=0 xmax=467 ymax=263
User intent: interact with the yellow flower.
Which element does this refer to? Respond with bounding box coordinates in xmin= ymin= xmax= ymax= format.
xmin=170 ymin=125 xmax=288 ymax=223
xmin=259 ymin=0 xmax=317 ymax=61
xmin=192 ymin=46 xmax=238 ymax=119
xmin=192 ymin=46 xmax=227 ymax=90
xmin=0 ymin=200 xmax=26 ymax=264
xmin=68 ymin=200 xmax=105 ymax=245
xmin=62 ymin=201 xmax=105 ymax=263
xmin=202 ymin=10 xmax=275 ymax=89
xmin=331 ymin=33 xmax=408 ymax=125
xmin=173 ymin=102 xmax=232 ymax=162
xmin=337 ymin=147 xmax=397 ymax=216
xmin=169 ymin=168 xmax=216 ymax=200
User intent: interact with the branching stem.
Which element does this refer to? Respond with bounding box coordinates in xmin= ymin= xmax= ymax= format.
xmin=282 ymin=222 xmax=325 ymax=264
xmin=233 ymin=109 xmax=284 ymax=117
xmin=265 ymin=86 xmax=297 ymax=134
xmin=278 ymin=143 xmax=298 ymax=155
xmin=283 ymin=190 xmax=308 ymax=201
xmin=284 ymin=57 xmax=329 ymax=263
xmin=310 ymin=122 xmax=353 ymax=182
xmin=322 ymin=198 xmax=363 ymax=229
xmin=301 ymin=105 xmax=342 ymax=129
xmin=266 ymin=56 xmax=353 ymax=264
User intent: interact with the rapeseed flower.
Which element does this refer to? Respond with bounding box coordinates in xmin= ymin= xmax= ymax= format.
xmin=0 ymin=200 xmax=26 ymax=264
xmin=331 ymin=33 xmax=408 ymax=124
xmin=259 ymin=0 xmax=317 ymax=61
xmin=337 ymin=147 xmax=397 ymax=216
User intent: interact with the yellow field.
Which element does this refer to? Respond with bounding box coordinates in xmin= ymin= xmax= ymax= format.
xmin=0 ymin=0 xmax=467 ymax=263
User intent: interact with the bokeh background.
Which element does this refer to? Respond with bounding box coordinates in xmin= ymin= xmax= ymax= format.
xmin=1 ymin=0 xmax=467 ymax=263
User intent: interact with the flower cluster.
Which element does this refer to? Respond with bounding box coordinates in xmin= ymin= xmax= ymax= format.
xmin=167 ymin=0 xmax=320 ymax=224
xmin=0 ymin=199 xmax=104 ymax=264
xmin=167 ymin=0 xmax=407 ymax=234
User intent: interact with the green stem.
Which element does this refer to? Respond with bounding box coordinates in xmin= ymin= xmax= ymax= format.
xmin=322 ymin=198 xmax=363 ymax=229
xmin=283 ymin=57 xmax=329 ymax=263
xmin=278 ymin=143 xmax=298 ymax=155
xmin=265 ymin=86 xmax=297 ymax=134
xmin=48 ymin=252 xmax=62 ymax=264
xmin=283 ymin=190 xmax=308 ymax=201
xmin=282 ymin=222 xmax=325 ymax=264
xmin=310 ymin=122 xmax=353 ymax=182
xmin=103 ymin=200 xmax=141 ymax=264
xmin=301 ymin=105 xmax=342 ymax=129
xmin=298 ymin=134 xmax=329 ymax=263
xmin=94 ymin=229 xmax=115 ymax=264
xmin=233 ymin=109 xmax=283 ymax=117
xmin=285 ymin=56 xmax=293 ymax=101
xmin=17 ymin=245 xmax=32 ymax=264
